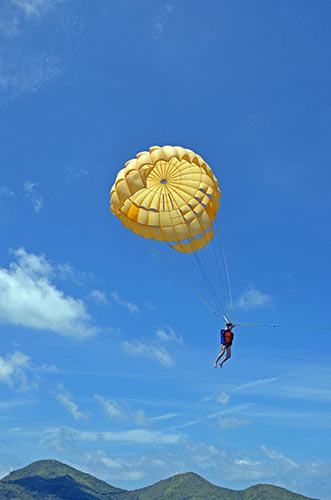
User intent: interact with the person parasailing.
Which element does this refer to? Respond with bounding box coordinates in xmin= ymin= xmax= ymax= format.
xmin=214 ymin=322 xmax=235 ymax=368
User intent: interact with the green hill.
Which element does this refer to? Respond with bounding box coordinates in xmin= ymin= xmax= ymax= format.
xmin=133 ymin=472 xmax=242 ymax=500
xmin=0 ymin=459 xmax=135 ymax=500
xmin=134 ymin=472 xmax=317 ymax=500
xmin=0 ymin=460 xmax=319 ymax=500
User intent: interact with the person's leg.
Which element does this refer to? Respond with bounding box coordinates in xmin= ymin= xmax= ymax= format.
xmin=220 ymin=346 xmax=231 ymax=368
xmin=214 ymin=345 xmax=226 ymax=367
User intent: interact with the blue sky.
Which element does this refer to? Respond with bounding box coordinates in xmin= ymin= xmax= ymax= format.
xmin=0 ymin=1 xmax=331 ymax=499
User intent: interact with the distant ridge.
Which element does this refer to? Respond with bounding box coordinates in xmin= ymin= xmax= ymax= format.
xmin=0 ymin=459 xmax=319 ymax=500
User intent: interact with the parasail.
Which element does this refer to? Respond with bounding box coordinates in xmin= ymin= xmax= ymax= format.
xmin=110 ymin=145 xmax=221 ymax=253
xmin=110 ymin=145 xmax=232 ymax=321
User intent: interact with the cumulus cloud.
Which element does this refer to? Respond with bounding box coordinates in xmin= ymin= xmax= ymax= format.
xmin=237 ymin=286 xmax=271 ymax=310
xmin=0 ymin=350 xmax=30 ymax=387
xmin=24 ymin=181 xmax=43 ymax=213
xmin=56 ymin=383 xmax=89 ymax=421
xmin=122 ymin=340 xmax=174 ymax=368
xmin=0 ymin=248 xmax=99 ymax=338
xmin=111 ymin=291 xmax=139 ymax=313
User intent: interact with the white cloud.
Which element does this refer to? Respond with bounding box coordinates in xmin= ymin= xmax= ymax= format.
xmin=217 ymin=416 xmax=250 ymax=430
xmin=37 ymin=363 xmax=58 ymax=373
xmin=0 ymin=349 xmax=58 ymax=391
xmin=0 ymin=0 xmax=82 ymax=103
xmin=238 ymin=407 xmax=331 ymax=430
xmin=261 ymin=445 xmax=299 ymax=469
xmin=63 ymin=160 xmax=88 ymax=183
xmin=24 ymin=181 xmax=43 ymax=213
xmin=133 ymin=409 xmax=149 ymax=427
xmin=95 ymin=395 xmax=152 ymax=427
xmin=216 ymin=391 xmax=230 ymax=405
xmin=94 ymin=394 xmax=123 ymax=419
xmin=77 ymin=428 xmax=182 ymax=445
xmin=237 ymin=286 xmax=271 ymax=310
xmin=150 ymin=413 xmax=182 ymax=422
xmin=111 ymin=291 xmax=139 ymax=313
xmin=122 ymin=326 xmax=182 ymax=368
xmin=275 ymin=384 xmax=331 ymax=402
xmin=152 ymin=22 xmax=163 ymax=40
xmin=0 ymin=50 xmax=61 ymax=100
xmin=145 ymin=300 xmax=157 ymax=310
xmin=0 ymin=398 xmax=31 ymax=410
xmin=122 ymin=340 xmax=174 ymax=368
xmin=173 ymin=404 xmax=252 ymax=430
xmin=29 ymin=425 xmax=182 ymax=445
xmin=12 ymin=0 xmax=65 ymax=18
xmin=88 ymin=290 xmax=107 ymax=304
xmin=0 ymin=13 xmax=20 ymax=38
xmin=156 ymin=326 xmax=182 ymax=345
xmin=232 ymin=377 xmax=278 ymax=393
xmin=57 ymin=263 xmax=87 ymax=286
xmin=85 ymin=450 xmax=146 ymax=482
xmin=152 ymin=1 xmax=175 ymax=40
xmin=56 ymin=383 xmax=88 ymax=421
xmin=0 ymin=186 xmax=14 ymax=196
xmin=0 ymin=351 xmax=30 ymax=386
xmin=86 ymin=450 xmax=122 ymax=469
xmin=0 ymin=248 xmax=99 ymax=338
xmin=201 ymin=390 xmax=230 ymax=405
xmin=42 ymin=426 xmax=80 ymax=454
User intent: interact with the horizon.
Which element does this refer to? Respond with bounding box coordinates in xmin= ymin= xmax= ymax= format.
xmin=0 ymin=1 xmax=330 ymax=500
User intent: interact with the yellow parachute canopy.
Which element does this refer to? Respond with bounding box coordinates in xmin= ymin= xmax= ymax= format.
xmin=110 ymin=145 xmax=221 ymax=253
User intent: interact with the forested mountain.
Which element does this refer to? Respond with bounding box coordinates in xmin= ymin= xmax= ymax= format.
xmin=0 ymin=460 xmax=318 ymax=500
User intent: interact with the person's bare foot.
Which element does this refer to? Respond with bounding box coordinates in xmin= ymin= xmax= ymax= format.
xmin=220 ymin=362 xmax=223 ymax=369
xmin=214 ymin=362 xmax=217 ymax=368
